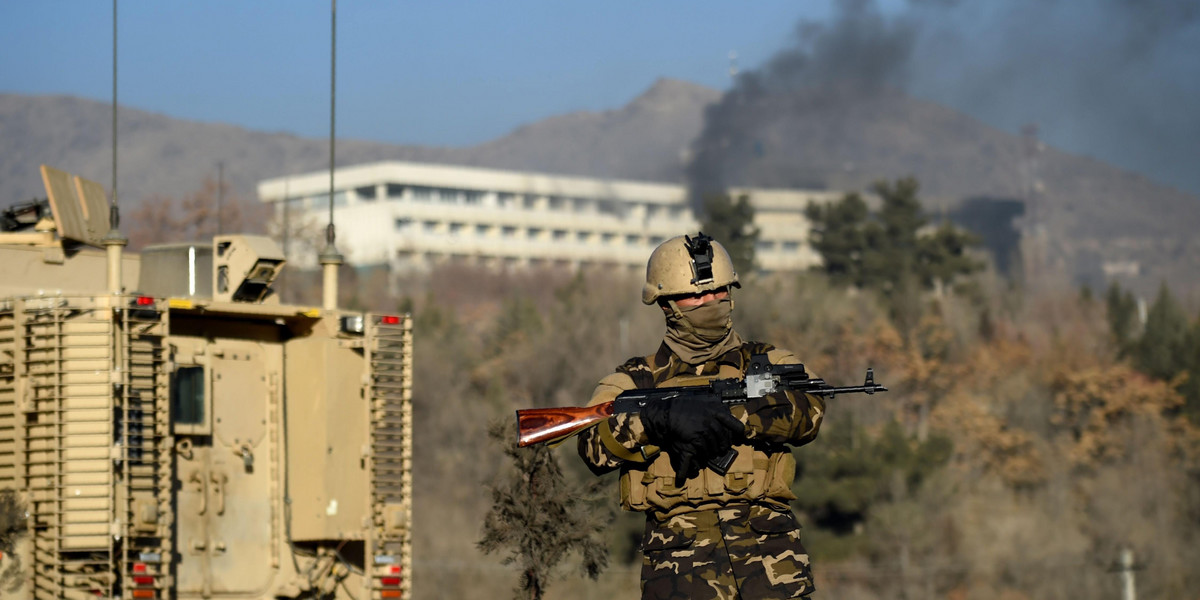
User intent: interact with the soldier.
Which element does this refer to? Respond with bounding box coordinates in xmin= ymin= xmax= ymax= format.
xmin=578 ymin=233 xmax=825 ymax=600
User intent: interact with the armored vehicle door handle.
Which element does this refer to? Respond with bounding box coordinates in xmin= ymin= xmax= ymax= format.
xmin=190 ymin=471 xmax=207 ymax=515
xmin=211 ymin=472 xmax=228 ymax=516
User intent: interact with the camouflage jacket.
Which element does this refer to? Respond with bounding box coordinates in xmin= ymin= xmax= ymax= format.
xmin=577 ymin=339 xmax=825 ymax=518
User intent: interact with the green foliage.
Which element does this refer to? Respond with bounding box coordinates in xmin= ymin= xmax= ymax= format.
xmin=479 ymin=421 xmax=611 ymax=600
xmin=1118 ymin=282 xmax=1200 ymax=423
xmin=804 ymin=193 xmax=869 ymax=287
xmin=1132 ymin=283 xmax=1191 ymax=381
xmin=792 ymin=419 xmax=952 ymax=558
xmin=700 ymin=193 xmax=760 ymax=273
xmin=805 ymin=178 xmax=982 ymax=295
xmin=1105 ymin=282 xmax=1139 ymax=356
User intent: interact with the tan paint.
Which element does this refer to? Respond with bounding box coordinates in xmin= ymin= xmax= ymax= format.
xmin=2 ymin=215 xmax=413 ymax=598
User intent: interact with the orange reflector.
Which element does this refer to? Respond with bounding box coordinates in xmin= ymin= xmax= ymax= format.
xmin=380 ymin=590 xmax=401 ymax=599
xmin=132 ymin=590 xmax=156 ymax=599
xmin=381 ymin=576 xmax=401 ymax=586
xmin=381 ymin=315 xmax=401 ymax=325
xmin=135 ymin=296 xmax=155 ymax=306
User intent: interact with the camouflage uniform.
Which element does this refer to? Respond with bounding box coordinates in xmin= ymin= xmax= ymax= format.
xmin=578 ymin=339 xmax=825 ymax=600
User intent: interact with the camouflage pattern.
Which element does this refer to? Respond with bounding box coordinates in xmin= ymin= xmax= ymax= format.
xmin=577 ymin=340 xmax=826 ymax=499
xmin=577 ymin=338 xmax=824 ymax=599
xmin=641 ymin=503 xmax=813 ymax=599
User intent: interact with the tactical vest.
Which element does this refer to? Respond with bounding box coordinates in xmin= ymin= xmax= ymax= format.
xmin=617 ymin=342 xmax=799 ymax=517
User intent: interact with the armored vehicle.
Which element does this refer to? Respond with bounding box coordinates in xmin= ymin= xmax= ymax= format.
xmin=0 ymin=166 xmax=412 ymax=599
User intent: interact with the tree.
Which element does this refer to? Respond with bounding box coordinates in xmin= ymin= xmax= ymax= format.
xmin=1105 ymin=281 xmax=1139 ymax=357
xmin=700 ymin=193 xmax=760 ymax=274
xmin=478 ymin=422 xmax=609 ymax=600
xmin=0 ymin=489 xmax=27 ymax=593
xmin=1132 ymin=283 xmax=1190 ymax=381
xmin=791 ymin=419 xmax=952 ymax=558
xmin=806 ymin=177 xmax=980 ymax=295
xmin=124 ymin=176 xmax=269 ymax=249
xmin=805 ymin=192 xmax=869 ymax=287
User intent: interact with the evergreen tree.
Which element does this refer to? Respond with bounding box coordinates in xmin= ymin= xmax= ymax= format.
xmin=805 ymin=177 xmax=980 ymax=308
xmin=1181 ymin=319 xmax=1200 ymax=423
xmin=791 ymin=419 xmax=952 ymax=557
xmin=479 ymin=422 xmax=609 ymax=600
xmin=700 ymin=193 xmax=760 ymax=274
xmin=1132 ymin=283 xmax=1190 ymax=381
xmin=1105 ymin=282 xmax=1139 ymax=357
xmin=805 ymin=192 xmax=869 ymax=286
xmin=917 ymin=222 xmax=983 ymax=292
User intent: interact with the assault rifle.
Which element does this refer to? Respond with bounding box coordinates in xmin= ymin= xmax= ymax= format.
xmin=516 ymin=353 xmax=887 ymax=472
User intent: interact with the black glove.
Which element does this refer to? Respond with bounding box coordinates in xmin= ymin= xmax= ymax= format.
xmin=641 ymin=396 xmax=745 ymax=486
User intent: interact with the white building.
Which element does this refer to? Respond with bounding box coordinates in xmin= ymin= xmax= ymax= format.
xmin=256 ymin=161 xmax=842 ymax=274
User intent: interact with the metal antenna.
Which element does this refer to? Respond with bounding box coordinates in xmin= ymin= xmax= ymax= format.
xmin=110 ymin=0 xmax=119 ymax=225
xmin=327 ymin=0 xmax=336 ymax=245
xmin=103 ymin=0 xmax=128 ymax=294
xmin=217 ymin=161 xmax=224 ymax=235
xmin=319 ymin=0 xmax=344 ymax=311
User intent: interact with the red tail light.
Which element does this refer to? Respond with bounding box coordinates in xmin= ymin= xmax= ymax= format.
xmin=380 ymin=315 xmax=401 ymax=325
xmin=134 ymin=296 xmax=155 ymax=306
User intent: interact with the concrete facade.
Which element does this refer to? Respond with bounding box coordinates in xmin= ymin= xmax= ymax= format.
xmin=256 ymin=161 xmax=841 ymax=274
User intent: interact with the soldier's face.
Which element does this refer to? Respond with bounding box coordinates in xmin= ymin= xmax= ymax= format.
xmin=664 ymin=287 xmax=729 ymax=311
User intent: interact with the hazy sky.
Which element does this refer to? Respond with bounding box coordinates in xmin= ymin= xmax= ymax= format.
xmin=0 ymin=1 xmax=829 ymax=146
xmin=3 ymin=1 xmax=1198 ymax=197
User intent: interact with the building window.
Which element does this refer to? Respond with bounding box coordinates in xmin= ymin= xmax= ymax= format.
xmin=356 ymin=185 xmax=377 ymax=201
xmin=523 ymin=195 xmax=538 ymax=209
xmin=438 ymin=188 xmax=458 ymax=203
xmin=597 ymin=199 xmax=621 ymax=216
xmin=625 ymin=235 xmax=641 ymax=246
xmin=395 ymin=218 xmax=413 ymax=231
xmin=502 ymin=226 xmax=517 ymax=238
xmin=552 ymin=229 xmax=568 ymax=241
xmin=497 ymin=192 xmax=515 ymax=207
xmin=649 ymin=236 xmax=664 ymax=246
xmin=576 ymin=231 xmax=590 ymax=243
xmin=449 ymin=222 xmax=465 ymax=235
xmin=412 ymin=186 xmax=433 ymax=201
xmin=645 ymin=205 xmax=659 ymax=219
xmin=423 ymin=220 xmax=438 ymax=232
xmin=475 ymin=224 xmax=490 ymax=236
xmin=573 ymin=198 xmax=591 ymax=212
xmin=548 ymin=196 xmax=565 ymax=210
xmin=782 ymin=241 xmax=800 ymax=252
xmin=528 ymin=228 xmax=543 ymax=239
xmin=601 ymin=232 xmax=616 ymax=244
xmin=387 ymin=184 xmax=406 ymax=199
xmin=757 ymin=241 xmax=776 ymax=253
xmin=464 ymin=190 xmax=483 ymax=205
xmin=670 ymin=206 xmax=686 ymax=219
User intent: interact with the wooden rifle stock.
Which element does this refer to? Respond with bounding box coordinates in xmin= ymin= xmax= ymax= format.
xmin=516 ymin=402 xmax=616 ymax=447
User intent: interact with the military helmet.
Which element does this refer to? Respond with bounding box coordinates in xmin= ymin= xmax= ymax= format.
xmin=642 ymin=232 xmax=740 ymax=304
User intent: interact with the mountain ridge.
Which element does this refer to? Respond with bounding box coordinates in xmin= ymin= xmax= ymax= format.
xmin=2 ymin=79 xmax=1196 ymax=292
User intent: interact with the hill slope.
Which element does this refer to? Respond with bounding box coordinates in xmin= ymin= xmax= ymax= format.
xmin=2 ymin=80 xmax=1196 ymax=291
